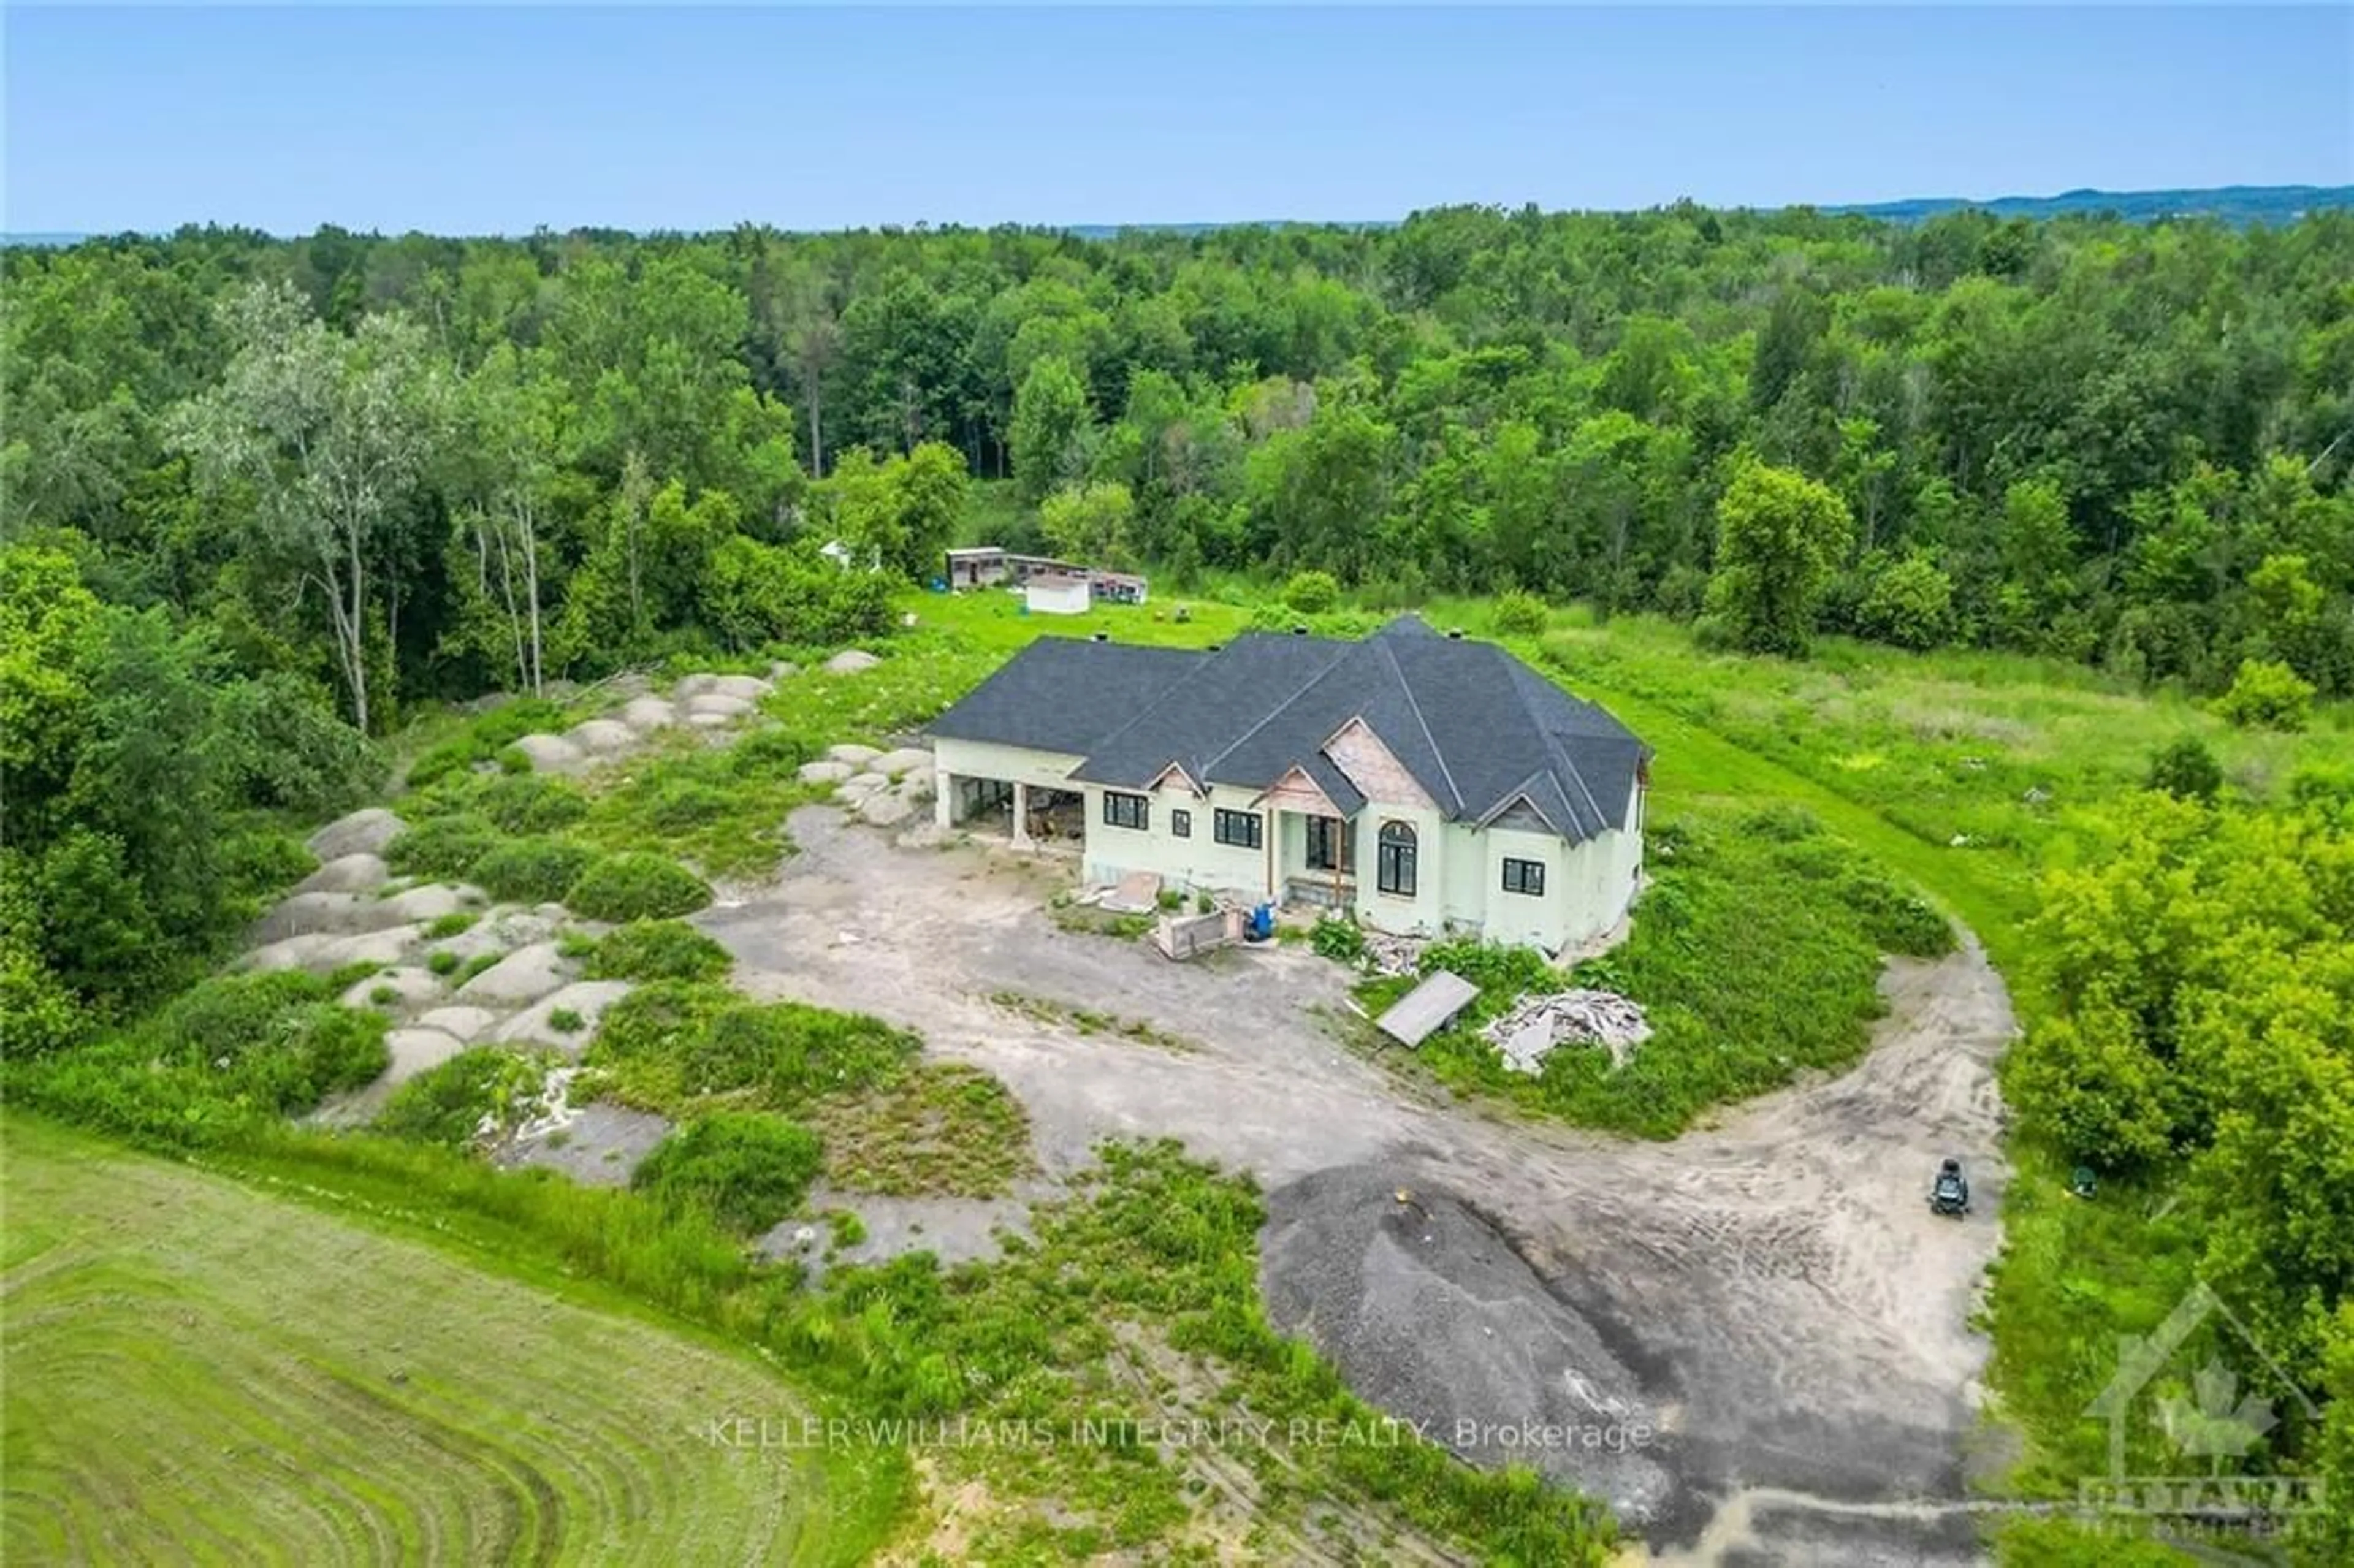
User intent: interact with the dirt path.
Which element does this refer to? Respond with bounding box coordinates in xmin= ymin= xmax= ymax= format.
xmin=700 ymin=809 xmax=2017 ymax=1564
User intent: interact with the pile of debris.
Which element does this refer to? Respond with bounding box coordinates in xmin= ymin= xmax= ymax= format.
xmin=1482 ymin=989 xmax=1652 ymax=1073
xmin=1360 ymin=931 xmax=1425 ymax=978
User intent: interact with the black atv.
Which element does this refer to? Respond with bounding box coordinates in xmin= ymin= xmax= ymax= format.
xmin=1929 ymin=1157 xmax=1970 ymax=1217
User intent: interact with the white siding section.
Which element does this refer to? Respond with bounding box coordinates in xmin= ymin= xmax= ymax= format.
xmin=1482 ymin=827 xmax=1567 ymax=948
xmin=1081 ymin=783 xmax=1274 ymax=900
xmin=931 ymin=737 xmax=1086 ymax=793
xmin=939 ymin=740 xmax=1646 ymax=955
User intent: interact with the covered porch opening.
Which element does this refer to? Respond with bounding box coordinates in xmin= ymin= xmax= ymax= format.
xmin=942 ymin=774 xmax=1083 ymax=850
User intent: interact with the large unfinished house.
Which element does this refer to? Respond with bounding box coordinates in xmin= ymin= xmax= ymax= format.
xmin=926 ymin=616 xmax=1650 ymax=953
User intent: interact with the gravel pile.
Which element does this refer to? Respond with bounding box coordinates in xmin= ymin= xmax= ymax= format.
xmin=1260 ymin=1163 xmax=1675 ymax=1523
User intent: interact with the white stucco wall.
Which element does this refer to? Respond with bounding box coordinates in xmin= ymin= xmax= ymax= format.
xmin=931 ymin=737 xmax=1087 ymax=794
xmin=940 ymin=737 xmax=1646 ymax=953
xmin=1081 ymin=782 xmax=1274 ymax=897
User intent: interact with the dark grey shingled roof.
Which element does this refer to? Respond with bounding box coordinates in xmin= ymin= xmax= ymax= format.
xmin=924 ymin=639 xmax=1208 ymax=756
xmin=929 ymin=617 xmax=1648 ymax=842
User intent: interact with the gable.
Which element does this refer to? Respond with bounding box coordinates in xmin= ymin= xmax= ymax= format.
xmin=1257 ymin=764 xmax=1341 ymax=818
xmin=1486 ymin=797 xmax=1558 ymax=835
xmin=1324 ymin=717 xmax=1438 ymax=810
xmin=1148 ymin=760 xmax=1203 ymax=796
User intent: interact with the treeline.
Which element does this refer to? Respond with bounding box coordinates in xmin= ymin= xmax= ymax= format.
xmin=1999 ymin=771 xmax=2354 ymax=1561
xmin=9 ymin=205 xmax=2353 ymax=715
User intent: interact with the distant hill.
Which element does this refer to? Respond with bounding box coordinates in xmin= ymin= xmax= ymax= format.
xmin=1062 ymin=186 xmax=2352 ymax=238
xmin=1822 ymin=185 xmax=2354 ymax=226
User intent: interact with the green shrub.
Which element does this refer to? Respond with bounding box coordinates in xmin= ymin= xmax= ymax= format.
xmin=1856 ymin=554 xmax=1955 ymax=650
xmin=325 ymin=959 xmax=385 ymax=994
xmin=2286 ymin=764 xmax=2354 ymax=811
xmin=471 ymin=836 xmax=597 ymax=904
xmin=1311 ymin=916 xmax=1366 ymax=964
xmin=632 ymin=1113 xmax=823 ymax=1235
xmin=724 ymin=728 xmax=810 ymax=778
xmin=1491 ymin=590 xmax=1549 ymax=637
xmin=588 ymin=984 xmax=916 ymax=1113
xmin=592 ymin=982 xmax=735 ymax=1068
xmin=1281 ymin=570 xmax=1339 ymax=615
xmin=566 ymin=853 xmax=712 ymax=921
xmin=585 ymin=919 xmax=733 ymax=983
xmin=374 ymin=1048 xmax=548 ymax=1148
xmin=1156 ymin=889 xmax=1184 ymax=911
xmin=1741 ymin=804 xmax=1821 ymax=842
xmin=2146 ymin=736 xmax=2223 ymax=803
xmin=11 ymin=971 xmax=391 ymax=1145
xmin=221 ymin=830 xmax=319 ymax=908
xmin=213 ymin=672 xmax=384 ymax=815
xmin=701 ymin=1002 xmax=916 ymax=1107
xmin=1419 ymin=938 xmax=1556 ymax=1001
xmin=642 ymin=780 xmax=733 ymax=833
xmin=2212 ymin=658 xmax=2315 ymax=732
xmin=423 ymin=910 xmax=479 ymax=940
xmin=548 ymin=1007 xmax=585 ymax=1035
xmin=1839 ymin=870 xmax=1954 ymax=957
xmin=458 ymin=952 xmax=502 ymax=983
xmin=368 ymin=984 xmax=398 ymax=1007
xmin=427 ymin=950 xmax=460 ymax=977
xmin=826 ymin=1209 xmax=867 ymax=1249
xmin=476 ymin=774 xmax=590 ymax=834
xmin=403 ymin=699 xmax=569 ymax=791
xmin=384 ymin=813 xmax=503 ymax=880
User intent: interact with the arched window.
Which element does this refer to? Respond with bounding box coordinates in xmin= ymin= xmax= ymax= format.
xmin=1376 ymin=820 xmax=1418 ymax=897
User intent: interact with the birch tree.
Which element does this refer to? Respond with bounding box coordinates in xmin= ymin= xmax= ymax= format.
xmin=450 ymin=345 xmax=563 ymax=695
xmin=167 ymin=283 xmax=445 ymax=732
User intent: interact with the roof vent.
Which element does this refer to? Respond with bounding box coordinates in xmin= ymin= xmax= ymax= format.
xmin=1292 ymin=624 xmax=1309 ymax=636
xmin=1447 ymin=628 xmax=1465 ymax=641
xmin=1091 ymin=631 xmax=1109 ymax=643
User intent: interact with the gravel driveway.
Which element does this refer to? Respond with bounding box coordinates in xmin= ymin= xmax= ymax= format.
xmin=699 ymin=807 xmax=2016 ymax=1565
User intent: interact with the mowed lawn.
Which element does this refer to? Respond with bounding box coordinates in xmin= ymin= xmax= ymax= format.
xmin=2 ymin=1116 xmax=869 ymax=1566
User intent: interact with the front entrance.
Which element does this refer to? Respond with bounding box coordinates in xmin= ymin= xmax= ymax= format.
xmin=1289 ymin=813 xmax=1358 ymax=910
xmin=1305 ymin=815 xmax=1356 ymax=874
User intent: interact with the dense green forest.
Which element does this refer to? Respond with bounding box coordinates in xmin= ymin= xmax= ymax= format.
xmin=6 ymin=204 xmax=2352 ymax=1048
xmin=10 ymin=207 xmax=2354 ymax=707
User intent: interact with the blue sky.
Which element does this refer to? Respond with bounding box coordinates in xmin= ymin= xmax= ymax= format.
xmin=6 ymin=6 xmax=2349 ymax=234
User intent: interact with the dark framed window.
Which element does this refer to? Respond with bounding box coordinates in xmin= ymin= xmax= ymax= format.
xmin=1306 ymin=815 xmax=1355 ymax=872
xmin=1102 ymin=791 xmax=1148 ymax=831
xmin=1376 ymin=821 xmax=1417 ymax=897
xmin=1171 ymin=808 xmax=1191 ymax=839
xmin=1213 ymin=809 xmax=1263 ymax=850
xmin=1501 ymin=857 xmax=1546 ymax=896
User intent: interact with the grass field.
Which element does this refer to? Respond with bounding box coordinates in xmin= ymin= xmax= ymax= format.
xmin=0 ymin=1114 xmax=886 ymax=1566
